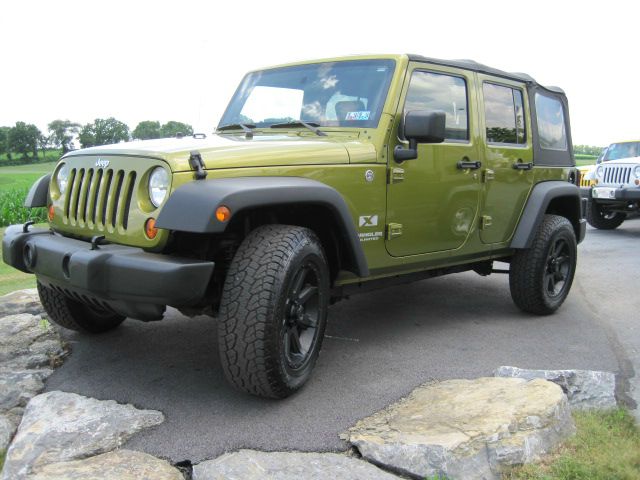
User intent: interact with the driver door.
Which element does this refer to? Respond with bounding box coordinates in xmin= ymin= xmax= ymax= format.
xmin=385 ymin=64 xmax=481 ymax=257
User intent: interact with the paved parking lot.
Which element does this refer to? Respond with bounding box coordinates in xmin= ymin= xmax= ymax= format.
xmin=45 ymin=218 xmax=639 ymax=463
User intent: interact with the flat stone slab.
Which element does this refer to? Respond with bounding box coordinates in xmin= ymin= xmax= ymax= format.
xmin=28 ymin=449 xmax=183 ymax=480
xmin=1 ymin=391 xmax=165 ymax=480
xmin=494 ymin=366 xmax=617 ymax=410
xmin=0 ymin=289 xmax=44 ymax=318
xmin=345 ymin=377 xmax=575 ymax=480
xmin=193 ymin=450 xmax=401 ymax=480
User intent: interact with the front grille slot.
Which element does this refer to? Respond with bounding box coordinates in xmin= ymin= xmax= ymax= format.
xmin=64 ymin=167 xmax=136 ymax=232
xmin=603 ymin=166 xmax=631 ymax=185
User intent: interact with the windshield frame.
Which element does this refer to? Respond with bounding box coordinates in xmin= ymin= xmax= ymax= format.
xmin=218 ymin=59 xmax=397 ymax=131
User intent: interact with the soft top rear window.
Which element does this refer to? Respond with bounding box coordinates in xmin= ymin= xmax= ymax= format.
xmin=535 ymin=93 xmax=568 ymax=151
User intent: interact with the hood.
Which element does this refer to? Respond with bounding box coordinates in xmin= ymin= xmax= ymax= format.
xmin=602 ymin=156 xmax=640 ymax=166
xmin=63 ymin=133 xmax=377 ymax=171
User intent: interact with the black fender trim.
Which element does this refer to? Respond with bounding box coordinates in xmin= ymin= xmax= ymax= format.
xmin=24 ymin=174 xmax=51 ymax=208
xmin=511 ymin=181 xmax=584 ymax=249
xmin=156 ymin=177 xmax=369 ymax=277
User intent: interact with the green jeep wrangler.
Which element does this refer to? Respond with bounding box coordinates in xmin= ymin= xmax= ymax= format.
xmin=3 ymin=54 xmax=585 ymax=398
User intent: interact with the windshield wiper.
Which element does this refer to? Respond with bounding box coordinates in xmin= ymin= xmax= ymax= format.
xmin=217 ymin=123 xmax=255 ymax=139
xmin=270 ymin=120 xmax=327 ymax=137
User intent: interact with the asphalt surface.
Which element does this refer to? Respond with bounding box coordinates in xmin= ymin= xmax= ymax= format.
xmin=44 ymin=218 xmax=640 ymax=464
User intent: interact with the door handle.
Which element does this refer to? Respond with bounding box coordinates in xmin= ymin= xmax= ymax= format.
xmin=457 ymin=159 xmax=482 ymax=170
xmin=512 ymin=161 xmax=533 ymax=170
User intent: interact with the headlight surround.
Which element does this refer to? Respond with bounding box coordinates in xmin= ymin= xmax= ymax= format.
xmin=596 ymin=165 xmax=604 ymax=178
xmin=56 ymin=164 xmax=69 ymax=194
xmin=148 ymin=167 xmax=169 ymax=208
xmin=634 ymin=165 xmax=640 ymax=178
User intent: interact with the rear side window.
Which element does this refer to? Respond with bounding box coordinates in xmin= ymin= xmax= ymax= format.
xmin=535 ymin=94 xmax=567 ymax=151
xmin=483 ymin=83 xmax=526 ymax=144
xmin=404 ymin=71 xmax=468 ymax=141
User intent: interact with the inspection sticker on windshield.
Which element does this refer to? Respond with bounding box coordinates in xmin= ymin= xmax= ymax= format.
xmin=345 ymin=111 xmax=370 ymax=121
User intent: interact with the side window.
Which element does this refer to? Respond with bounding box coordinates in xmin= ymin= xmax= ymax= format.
xmin=404 ymin=71 xmax=468 ymax=141
xmin=535 ymin=93 xmax=568 ymax=151
xmin=483 ymin=83 xmax=526 ymax=145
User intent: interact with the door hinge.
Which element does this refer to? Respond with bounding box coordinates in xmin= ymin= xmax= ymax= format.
xmin=388 ymin=167 xmax=405 ymax=184
xmin=480 ymin=215 xmax=493 ymax=229
xmin=386 ymin=223 xmax=403 ymax=239
xmin=483 ymin=169 xmax=495 ymax=182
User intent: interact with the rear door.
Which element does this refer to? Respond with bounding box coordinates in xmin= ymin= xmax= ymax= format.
xmin=385 ymin=63 xmax=481 ymax=256
xmin=477 ymin=77 xmax=534 ymax=244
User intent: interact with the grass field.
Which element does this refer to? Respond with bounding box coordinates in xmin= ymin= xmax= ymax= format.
xmin=508 ymin=408 xmax=640 ymax=479
xmin=0 ymin=161 xmax=57 ymax=193
xmin=0 ymin=161 xmax=56 ymax=227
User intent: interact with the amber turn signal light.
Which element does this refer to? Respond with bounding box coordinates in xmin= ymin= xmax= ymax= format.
xmin=145 ymin=218 xmax=158 ymax=239
xmin=48 ymin=205 xmax=55 ymax=221
xmin=215 ymin=206 xmax=231 ymax=222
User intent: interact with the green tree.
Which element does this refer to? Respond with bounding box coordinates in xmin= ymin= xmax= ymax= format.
xmin=48 ymin=119 xmax=80 ymax=153
xmin=8 ymin=122 xmax=41 ymax=159
xmin=39 ymin=133 xmax=52 ymax=157
xmin=0 ymin=126 xmax=10 ymax=158
xmin=160 ymin=121 xmax=193 ymax=138
xmin=132 ymin=120 xmax=161 ymax=140
xmin=574 ymin=145 xmax=605 ymax=156
xmin=79 ymin=117 xmax=130 ymax=148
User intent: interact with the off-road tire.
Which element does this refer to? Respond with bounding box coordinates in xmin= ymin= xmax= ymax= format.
xmin=218 ymin=224 xmax=329 ymax=398
xmin=37 ymin=282 xmax=126 ymax=333
xmin=509 ymin=214 xmax=577 ymax=315
xmin=586 ymin=200 xmax=625 ymax=230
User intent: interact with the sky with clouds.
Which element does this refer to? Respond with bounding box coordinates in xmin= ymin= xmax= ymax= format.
xmin=1 ymin=0 xmax=636 ymax=146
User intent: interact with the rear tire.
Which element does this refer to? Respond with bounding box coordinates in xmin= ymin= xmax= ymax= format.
xmin=218 ymin=225 xmax=329 ymax=398
xmin=37 ymin=282 xmax=125 ymax=333
xmin=509 ymin=215 xmax=577 ymax=315
xmin=586 ymin=200 xmax=625 ymax=229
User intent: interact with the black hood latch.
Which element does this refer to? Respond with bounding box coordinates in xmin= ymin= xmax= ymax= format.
xmin=189 ymin=151 xmax=208 ymax=180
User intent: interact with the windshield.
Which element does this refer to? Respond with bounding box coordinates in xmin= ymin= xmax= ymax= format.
xmin=219 ymin=59 xmax=396 ymax=129
xmin=603 ymin=142 xmax=640 ymax=161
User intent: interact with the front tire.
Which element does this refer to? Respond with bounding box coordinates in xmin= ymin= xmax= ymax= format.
xmin=218 ymin=225 xmax=329 ymax=398
xmin=37 ymin=282 xmax=125 ymax=333
xmin=586 ymin=200 xmax=625 ymax=229
xmin=509 ymin=215 xmax=577 ymax=315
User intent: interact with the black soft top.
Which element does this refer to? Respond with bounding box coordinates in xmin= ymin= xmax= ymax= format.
xmin=407 ymin=55 xmax=565 ymax=95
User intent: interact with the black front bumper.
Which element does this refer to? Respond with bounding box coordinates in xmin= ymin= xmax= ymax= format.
xmin=2 ymin=225 xmax=214 ymax=320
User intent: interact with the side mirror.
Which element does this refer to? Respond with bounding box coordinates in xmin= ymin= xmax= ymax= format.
xmin=394 ymin=110 xmax=446 ymax=162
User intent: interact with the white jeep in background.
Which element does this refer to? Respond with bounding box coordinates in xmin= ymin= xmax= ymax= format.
xmin=587 ymin=140 xmax=640 ymax=229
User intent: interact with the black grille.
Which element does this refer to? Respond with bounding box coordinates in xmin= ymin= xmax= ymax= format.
xmin=64 ymin=168 xmax=136 ymax=231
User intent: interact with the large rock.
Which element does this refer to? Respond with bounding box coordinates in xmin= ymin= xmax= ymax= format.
xmin=345 ymin=377 xmax=575 ymax=480
xmin=0 ymin=369 xmax=52 ymax=431
xmin=1 ymin=391 xmax=165 ymax=480
xmin=494 ymin=366 xmax=617 ymax=410
xmin=0 ymin=414 xmax=15 ymax=452
xmin=0 ymin=313 xmax=65 ymax=370
xmin=28 ymin=449 xmax=183 ymax=480
xmin=0 ymin=289 xmax=44 ymax=318
xmin=193 ymin=450 xmax=400 ymax=480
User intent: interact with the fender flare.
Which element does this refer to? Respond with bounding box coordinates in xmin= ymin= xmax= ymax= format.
xmin=24 ymin=174 xmax=51 ymax=208
xmin=510 ymin=181 xmax=584 ymax=249
xmin=156 ymin=176 xmax=369 ymax=277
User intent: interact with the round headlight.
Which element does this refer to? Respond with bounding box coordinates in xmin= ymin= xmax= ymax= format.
xmin=634 ymin=165 xmax=640 ymax=178
xmin=149 ymin=167 xmax=169 ymax=208
xmin=596 ymin=165 xmax=604 ymax=178
xmin=56 ymin=164 xmax=69 ymax=194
